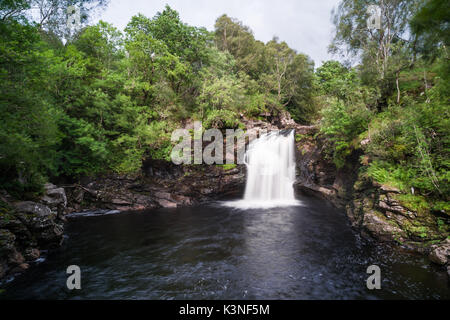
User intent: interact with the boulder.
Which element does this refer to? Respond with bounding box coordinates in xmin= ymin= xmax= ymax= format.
xmin=42 ymin=183 xmax=67 ymax=207
xmin=429 ymin=240 xmax=450 ymax=265
xmin=13 ymin=201 xmax=63 ymax=246
xmin=379 ymin=184 xmax=401 ymax=194
xmin=8 ymin=250 xmax=24 ymax=265
xmin=378 ymin=200 xmax=415 ymax=218
xmin=24 ymin=248 xmax=40 ymax=261
xmin=0 ymin=187 xmax=68 ymax=281
xmin=14 ymin=202 xmax=52 ymax=218
xmin=362 ymin=210 xmax=406 ymax=242
xmin=156 ymin=199 xmax=177 ymax=208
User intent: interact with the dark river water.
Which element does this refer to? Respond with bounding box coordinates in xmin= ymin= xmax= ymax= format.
xmin=1 ymin=194 xmax=449 ymax=300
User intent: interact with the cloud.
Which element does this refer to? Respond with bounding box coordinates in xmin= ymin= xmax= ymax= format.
xmin=94 ymin=0 xmax=342 ymax=67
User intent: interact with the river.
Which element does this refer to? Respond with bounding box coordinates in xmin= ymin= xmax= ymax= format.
xmin=1 ymin=193 xmax=449 ymax=300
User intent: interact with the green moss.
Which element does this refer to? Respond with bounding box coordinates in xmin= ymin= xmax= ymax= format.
xmin=400 ymin=219 xmax=432 ymax=239
xmin=295 ymin=134 xmax=308 ymax=142
xmin=393 ymin=194 xmax=430 ymax=215
xmin=217 ymin=164 xmax=237 ymax=171
xmin=409 ymin=226 xmax=429 ymax=239
xmin=437 ymin=218 xmax=446 ymax=232
xmin=432 ymin=201 xmax=450 ymax=215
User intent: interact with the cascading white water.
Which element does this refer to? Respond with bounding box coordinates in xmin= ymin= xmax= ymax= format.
xmin=225 ymin=130 xmax=301 ymax=209
xmin=244 ymin=130 xmax=296 ymax=201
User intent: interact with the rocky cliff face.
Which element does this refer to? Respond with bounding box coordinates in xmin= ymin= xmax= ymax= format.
xmin=64 ymin=112 xmax=302 ymax=213
xmin=294 ymin=130 xmax=450 ymax=277
xmin=65 ymin=163 xmax=246 ymax=213
xmin=294 ymin=128 xmax=360 ymax=208
xmin=0 ymin=184 xmax=67 ymax=280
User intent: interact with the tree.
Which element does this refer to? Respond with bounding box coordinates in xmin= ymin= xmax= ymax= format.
xmin=263 ymin=38 xmax=315 ymax=122
xmin=126 ymin=6 xmax=211 ymax=70
xmin=0 ymin=0 xmax=30 ymax=21
xmin=214 ymin=14 xmax=267 ymax=79
xmin=330 ymin=0 xmax=421 ymax=108
xmin=5 ymin=0 xmax=110 ymax=38
xmin=410 ymin=0 xmax=450 ymax=59
xmin=0 ymin=18 xmax=61 ymax=192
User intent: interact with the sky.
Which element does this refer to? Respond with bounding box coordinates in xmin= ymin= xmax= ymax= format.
xmin=93 ymin=0 xmax=342 ymax=67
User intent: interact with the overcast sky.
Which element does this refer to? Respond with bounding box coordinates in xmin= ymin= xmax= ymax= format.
xmin=94 ymin=0 xmax=342 ymax=67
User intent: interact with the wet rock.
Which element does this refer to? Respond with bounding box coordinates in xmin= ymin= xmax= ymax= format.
xmin=1 ymin=186 xmax=67 ymax=280
xmin=200 ymin=188 xmax=213 ymax=195
xmin=0 ymin=230 xmax=16 ymax=257
xmin=378 ymin=184 xmax=401 ymax=194
xmin=65 ymin=163 xmax=245 ymax=213
xmin=133 ymin=194 xmax=157 ymax=208
xmin=111 ymin=198 xmax=132 ymax=206
xmin=41 ymin=183 xmax=67 ymax=211
xmin=429 ymin=240 xmax=450 ymax=265
xmin=157 ymin=199 xmax=177 ymax=208
xmin=171 ymin=194 xmax=193 ymax=206
xmin=24 ymin=248 xmax=40 ymax=261
xmin=378 ymin=199 xmax=415 ymax=218
xmin=362 ymin=210 xmax=406 ymax=242
xmin=154 ymin=192 xmax=172 ymax=200
xmin=38 ymin=224 xmax=64 ymax=245
xmin=18 ymin=263 xmax=29 ymax=270
xmin=14 ymin=202 xmax=52 ymax=218
xmin=12 ymin=200 xmax=64 ymax=247
xmin=8 ymin=250 xmax=24 ymax=265
xmin=11 ymin=263 xmax=30 ymax=274
xmin=0 ymin=217 xmax=32 ymax=243
xmin=152 ymin=192 xmax=191 ymax=208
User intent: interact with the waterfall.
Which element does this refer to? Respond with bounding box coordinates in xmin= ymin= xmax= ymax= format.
xmin=225 ymin=129 xmax=301 ymax=209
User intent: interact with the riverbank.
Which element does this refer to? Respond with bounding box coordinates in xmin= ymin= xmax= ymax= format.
xmin=294 ymin=130 xmax=450 ymax=279
xmin=0 ymin=184 xmax=67 ymax=280
xmin=0 ymin=117 xmax=449 ymax=282
xmin=2 ymin=199 xmax=449 ymax=299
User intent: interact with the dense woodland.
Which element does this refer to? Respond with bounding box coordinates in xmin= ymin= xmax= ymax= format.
xmin=0 ymin=0 xmax=448 ymax=213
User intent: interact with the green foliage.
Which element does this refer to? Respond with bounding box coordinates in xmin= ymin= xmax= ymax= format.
xmin=320 ymin=98 xmax=372 ymax=168
xmin=214 ymin=16 xmax=317 ymax=123
xmin=410 ymin=0 xmax=450 ymax=60
xmin=322 ymin=0 xmax=449 ymax=217
xmin=433 ymin=202 xmax=450 ymax=213
xmin=2 ymin=0 xmax=446 ymax=221
xmin=6 ymin=4 xmax=321 ymax=192
xmin=217 ymin=164 xmax=237 ymax=171
xmin=316 ymin=61 xmax=358 ymax=100
xmin=126 ymin=6 xmax=212 ymax=70
xmin=0 ymin=0 xmax=30 ymax=22
xmin=0 ymin=19 xmax=61 ymax=192
xmin=393 ymin=194 xmax=431 ymax=215
xmin=365 ymin=92 xmax=449 ymax=197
